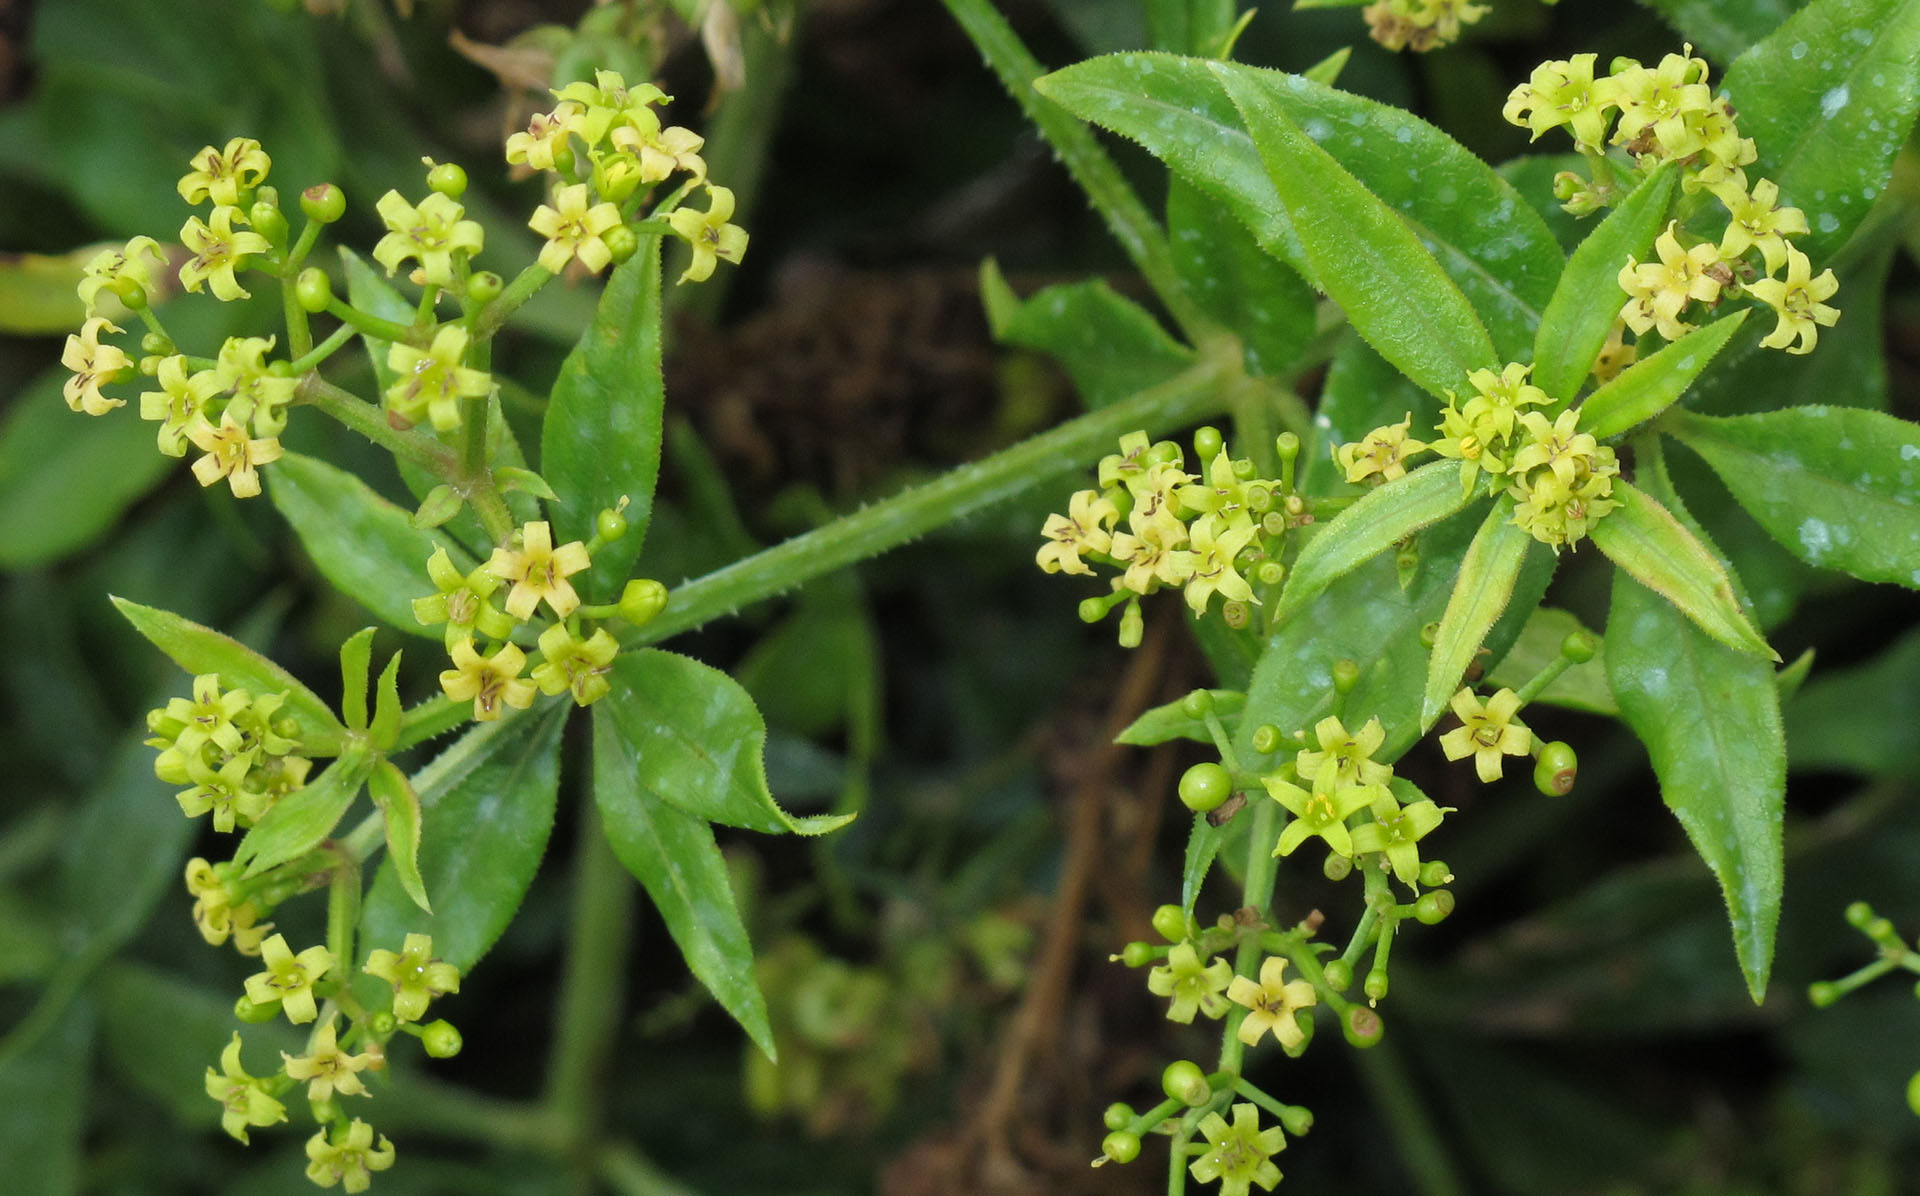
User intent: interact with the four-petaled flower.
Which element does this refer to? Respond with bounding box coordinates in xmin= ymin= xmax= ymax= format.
xmin=531 ymin=624 xmax=620 ymax=707
xmin=204 ymin=1032 xmax=286 ymax=1144
xmin=179 ymin=206 xmax=270 ymax=301
xmin=1265 ymin=772 xmax=1376 ymax=859
xmin=188 ymin=414 xmax=284 ymax=498
xmin=1036 ymin=488 xmax=1117 ymax=576
xmin=439 ymin=637 xmax=537 ymax=721
xmin=282 ymin=1016 xmax=379 ymax=1102
xmin=1146 ymin=941 xmax=1234 ymax=1024
xmin=1182 ymin=517 xmax=1258 ymax=615
xmin=1337 ymin=414 xmax=1429 ymax=485
xmin=304 ymin=1119 xmax=396 ymax=1194
xmin=364 ymin=932 xmax=462 ymax=1022
xmin=553 ymin=69 xmax=667 ymax=147
xmin=243 ymin=933 xmax=335 ymax=1024
xmin=1189 ymin=1103 xmax=1286 ymax=1196
xmin=412 ymin=545 xmax=517 ymax=647
xmin=1293 ymin=716 xmax=1392 ymax=796
xmin=79 ymin=235 xmax=167 ymax=317
xmin=178 ymin=138 xmax=271 ymax=207
xmin=1438 ymin=687 xmax=1532 ymax=782
xmin=216 ymin=335 xmax=299 ymax=437
xmin=1348 ymin=789 xmax=1452 ymax=885
xmin=505 ymin=104 xmax=582 ymax=173
xmin=140 ymin=354 xmax=224 ymax=456
xmin=1746 ymin=244 xmax=1840 ymax=356
xmin=175 ymin=749 xmax=271 ymax=833
xmin=1227 ymin=956 xmax=1319 ymax=1050
xmin=485 ymin=521 xmax=592 ymax=620
xmin=666 ymin=185 xmax=749 ymax=284
xmin=1713 ymin=177 xmax=1808 ymax=274
xmin=62 ymin=316 xmax=132 ymax=416
xmin=386 ymin=325 xmax=493 ymax=432
xmin=528 ymin=183 xmax=624 ymax=275
xmin=1618 ymin=222 xmax=1725 ymax=342
xmin=611 ymin=122 xmax=707 ymax=183
xmin=373 ymin=190 xmax=485 ymax=289
xmin=1502 ymin=53 xmax=1609 ymax=150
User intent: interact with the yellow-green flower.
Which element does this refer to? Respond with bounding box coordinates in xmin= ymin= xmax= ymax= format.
xmin=1146 ymin=941 xmax=1234 ymax=1024
xmin=78 ymin=235 xmax=166 ymax=317
xmin=531 ymin=624 xmax=620 ymax=707
xmin=61 ymin=316 xmax=132 ymax=416
xmin=215 ymin=335 xmax=299 ymax=437
xmin=412 ymin=545 xmax=517 ymax=647
xmin=439 ymin=637 xmax=537 ymax=721
xmin=553 ymin=68 xmax=667 ymax=147
xmin=187 ymin=414 xmax=283 ymax=499
xmin=282 ymin=1016 xmax=378 ymax=1103
xmin=1438 ymin=687 xmax=1532 ymax=782
xmin=178 ymin=137 xmax=271 ymax=207
xmin=1265 ymin=771 xmax=1375 ymax=859
xmin=528 ymin=183 xmax=623 ymax=274
xmin=373 ymin=190 xmax=484 ymax=289
xmin=139 ymin=354 xmax=224 ymax=456
xmin=1227 ymin=956 xmax=1318 ymax=1050
xmin=1746 ymin=245 xmax=1840 ymax=356
xmin=184 ymin=857 xmax=274 ymax=952
xmin=1336 ymin=413 xmax=1429 ymax=485
xmin=666 ymin=185 xmax=749 ymax=284
xmin=505 ymin=104 xmax=581 ymax=173
xmin=1182 ymin=516 xmax=1258 ymax=615
xmin=364 ymin=933 xmax=461 ymax=1023
xmin=204 ymin=1033 xmax=286 ymax=1145
xmin=1293 ymin=715 xmax=1392 ymax=796
xmin=1189 ymin=1103 xmax=1286 ymax=1196
xmin=485 ymin=520 xmax=592 ymax=620
xmin=1618 ymin=222 xmax=1725 ymax=341
xmin=1175 ymin=449 xmax=1253 ymax=521
xmin=304 ymin=1119 xmax=396 ymax=1194
xmin=179 ymin=206 xmax=270 ymax=301
xmin=1712 ymin=177 xmax=1808 ymax=275
xmin=1036 ymin=488 xmax=1117 ymax=576
xmin=1110 ymin=503 xmax=1192 ymax=594
xmin=243 ymin=933 xmax=335 ymax=1024
xmin=611 ymin=122 xmax=707 ymax=183
xmin=386 ymin=325 xmax=493 ymax=432
xmin=1348 ymin=789 xmax=1452 ymax=885
xmin=1603 ymin=49 xmax=1714 ymax=160
xmin=1503 ymin=53 xmax=1611 ymax=150
xmin=175 ymin=750 xmax=270 ymax=833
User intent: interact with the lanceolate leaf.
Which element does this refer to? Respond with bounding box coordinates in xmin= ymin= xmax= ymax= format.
xmin=1034 ymin=54 xmax=1561 ymax=361
xmin=601 ymin=651 xmax=854 ymax=837
xmin=1606 ymin=467 xmax=1784 ymax=1002
xmin=269 ymin=452 xmax=468 ymax=641
xmin=235 ymin=745 xmax=374 ymax=878
xmin=593 ymin=702 xmax=776 ymax=1059
xmin=1589 ymin=480 xmax=1777 ymax=658
xmin=1117 ymin=690 xmax=1246 ymax=747
xmin=994 ymin=277 xmax=1195 ymax=408
xmin=1215 ymin=65 xmax=1499 ymax=399
xmin=540 ymin=236 xmax=665 ymax=598
xmin=1278 ymin=460 xmax=1475 ymax=620
xmin=109 ymin=596 xmax=344 ymax=754
xmin=369 ymin=759 xmax=429 ymax=914
xmin=1722 ymin=0 xmax=1920 ymax=263
xmin=358 ymin=706 xmax=567 ymax=973
xmin=1667 ymin=406 xmax=1920 ymax=587
xmin=1578 ymin=310 xmax=1748 ymax=440
xmin=1423 ymin=496 xmax=1536 ymax=728
xmin=1639 ymin=0 xmax=1804 ymax=63
xmin=1167 ymin=176 xmax=1316 ymax=377
xmin=1533 ymin=164 xmax=1678 ymax=405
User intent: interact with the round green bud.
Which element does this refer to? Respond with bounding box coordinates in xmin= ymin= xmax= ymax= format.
xmin=1560 ymin=629 xmax=1599 ymax=664
xmin=301 ymin=183 xmax=346 ymax=224
xmin=1181 ymin=689 xmax=1215 ymax=719
xmin=1102 ymin=1102 xmax=1136 ymax=1132
xmin=295 ymin=267 xmax=332 ymax=313
xmin=1419 ymin=621 xmax=1440 ymax=648
xmin=1908 ymin=1070 xmax=1920 ymax=1118
xmin=1364 ymin=970 xmax=1390 ymax=1002
xmin=1119 ymin=941 xmax=1157 ymax=968
xmin=1144 ymin=441 xmax=1184 ymax=469
xmin=257 ymin=186 xmax=280 ymax=209
xmin=1534 ymin=742 xmax=1577 ymax=796
xmin=604 ymin=224 xmax=640 ymax=265
xmin=247 ymin=201 xmax=288 ymax=246
xmin=1221 ymin=601 xmax=1250 ymax=631
xmin=1119 ymin=601 xmax=1145 ymax=648
xmin=1262 ymin=511 xmax=1288 ymax=537
xmin=1413 ymin=890 xmax=1455 ymax=925
xmin=1844 ymin=901 xmax=1875 ymax=930
xmin=137 ymin=354 xmax=164 ymax=376
xmin=234 ymin=994 xmax=280 ymax=1024
xmin=466 ymin=271 xmax=504 ymax=304
xmin=1283 ymin=495 xmax=1307 ymax=517
xmin=1150 ymin=904 xmax=1192 ymax=944
xmin=1807 ymin=980 xmax=1842 ymax=1008
xmin=1323 ymin=852 xmax=1353 ymax=882
xmin=110 ymin=275 xmax=148 ymax=310
xmin=1256 ymin=561 xmax=1285 ymax=587
xmin=1193 ymin=426 xmax=1224 ymax=462
xmin=1179 ymin=762 xmax=1233 ymax=813
xmin=421 ymin=1019 xmax=463 ymax=1058
xmin=367 ymin=1011 xmax=397 ymax=1037
xmin=1342 ymin=1005 xmax=1384 ymax=1048
xmin=1332 ymin=659 xmax=1360 ymax=693
xmin=1251 ymin=725 xmax=1283 ymax=755
xmin=1245 ymin=484 xmax=1272 ymax=513
xmin=1274 ymin=432 xmax=1300 ymax=462
xmin=1078 ymin=597 xmax=1109 ymax=624
xmin=1419 ymin=860 xmax=1454 ymax=888
xmin=1161 ymin=1059 xmax=1211 ymax=1106
xmin=141 ymin=332 xmax=175 ymax=357
xmin=552 ymin=145 xmax=576 ymax=177
xmin=1866 ymin=917 xmax=1898 ymax=943
xmin=1279 ymin=1105 xmax=1314 ymax=1136
xmin=1232 ymin=458 xmax=1256 ymax=481
xmin=1321 ymin=959 xmax=1353 ymax=992
xmin=1101 ymin=1131 xmax=1141 ymax=1165
xmin=597 ymin=508 xmax=629 ymax=542
xmin=617 ymin=579 xmax=668 ymax=627
xmin=426 ymin=162 xmax=468 ymax=198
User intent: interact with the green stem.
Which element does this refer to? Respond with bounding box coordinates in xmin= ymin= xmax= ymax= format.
xmin=940 ymin=0 xmax=1214 ymax=342
xmin=285 ymin=322 xmax=358 ymax=376
xmin=327 ymin=856 xmax=360 ymax=972
xmin=543 ymin=805 xmax=635 ymax=1157
xmin=1218 ymin=795 xmax=1280 ymax=1074
xmin=283 ymin=278 xmax=313 ymax=360
xmin=297 ymin=375 xmax=454 ymax=474
xmin=1351 ymin=1039 xmax=1468 ymax=1196
xmin=629 ymin=351 xmax=1237 ymax=645
xmin=473 ymin=263 xmax=553 ymax=341
xmin=596 ymin=1140 xmax=702 ymax=1196
xmin=324 ymin=296 xmax=417 ymax=344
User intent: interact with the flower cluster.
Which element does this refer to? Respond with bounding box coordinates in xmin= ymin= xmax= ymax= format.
xmin=1038 ymin=430 xmax=1296 ymax=644
xmin=176 ymin=138 xmax=277 ymax=301
xmin=1265 ymin=716 xmax=1452 ymax=885
xmin=147 ymin=674 xmax=313 ymax=834
xmin=1505 ymin=47 xmax=1840 ymax=356
xmin=1361 ymin=0 xmax=1488 ymax=53
xmin=506 ymin=68 xmax=747 ymax=284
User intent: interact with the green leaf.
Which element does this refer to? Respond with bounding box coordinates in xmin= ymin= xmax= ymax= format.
xmin=540 ymin=236 xmax=665 ymax=597
xmin=1423 ymin=496 xmax=1537 ymax=727
xmin=1784 ymin=624 xmax=1920 ymax=776
xmin=1167 ymin=177 xmax=1316 ymax=377
xmin=1606 ymin=471 xmax=1784 ymax=1002
xmin=339 ymin=627 xmax=374 ymax=731
xmin=1034 ymin=54 xmax=1562 ymax=361
xmin=0 ymin=249 xmax=87 ymax=334
xmin=0 ymin=994 xmax=90 ymax=1196
xmin=599 ymin=651 xmax=854 ymax=836
xmin=268 ymin=452 xmax=470 ymax=640
xmin=1298 ymin=336 xmax=1440 ymax=496
xmin=1215 ymin=64 xmax=1499 ymax=399
xmin=235 ymin=745 xmax=373 ymax=877
xmin=369 ymin=651 xmax=404 ymax=751
xmin=60 ymin=731 xmax=197 ymax=945
xmin=0 ymin=370 xmax=172 ymax=568
xmin=1637 ymin=0 xmax=1805 ymax=62
xmin=1666 ymin=405 xmax=1920 ymax=587
xmin=1722 ymin=0 xmax=1920 ymax=263
xmin=1279 ymin=461 xmax=1475 ymax=620
xmin=358 ymin=706 xmax=567 ymax=973
xmin=1578 ymin=310 xmax=1747 ymax=440
xmin=1589 ymin=479 xmax=1777 ymax=658
xmin=1116 ymin=690 xmax=1246 ymax=746
xmin=109 ymin=596 xmax=345 ymax=754
xmin=1180 ymin=809 xmax=1237 ymax=912
xmin=593 ymin=701 xmax=776 ymax=1058
xmin=1532 ymin=163 xmax=1678 ymax=405
xmin=98 ymin=964 xmax=300 ymax=1128
xmin=994 ymin=277 xmax=1195 ymax=408
xmin=370 ymin=759 xmax=430 ymax=914
xmin=1485 ymin=607 xmax=1618 ymax=716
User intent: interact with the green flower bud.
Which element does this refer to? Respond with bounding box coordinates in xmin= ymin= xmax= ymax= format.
xmin=1321 ymin=959 xmax=1353 ymax=992
xmin=1118 ymin=941 xmax=1157 ymax=968
xmin=1274 ymin=432 xmax=1300 ymax=464
xmin=421 ymin=1019 xmax=463 ymax=1058
xmin=141 ymin=332 xmax=175 ymax=357
xmin=1534 ymin=742 xmax=1578 ymax=796
xmin=295 ymin=267 xmax=332 ymax=313
xmin=617 ymin=579 xmax=668 ymax=627
xmin=1807 ymin=980 xmax=1841 ymax=1008
xmin=1323 ymin=852 xmax=1353 ymax=882
xmin=1560 ymin=629 xmax=1599 ymax=663
xmin=248 ymin=201 xmax=288 ymax=247
xmin=367 ymin=1011 xmax=397 ymax=1037
xmin=1844 ymin=901 xmax=1876 ymax=930
xmin=1221 ymin=600 xmax=1250 ymax=631
xmin=1251 ymin=725 xmax=1283 ymax=755
xmin=234 ymin=994 xmax=280 ymax=1024
xmin=1101 ymin=1130 xmax=1141 ymax=1165
xmin=1332 ymin=659 xmax=1360 ymax=693
xmin=597 ymin=508 xmax=629 ymax=542
xmin=604 ymin=224 xmax=640 ymax=265
xmin=1364 ymin=970 xmax=1390 ymax=1002
xmin=1262 ymin=511 xmax=1288 ymax=537
xmin=1245 ymin=484 xmax=1273 ymax=513
xmin=1342 ymin=1005 xmax=1384 ymax=1048
xmin=1179 ymin=763 xmax=1233 ymax=813
xmin=1102 ymin=1102 xmax=1136 ymax=1132
xmin=1144 ymin=441 xmax=1184 ymax=469
xmin=1161 ymin=1059 xmax=1210 ymax=1106
xmin=301 ymin=183 xmax=346 ymax=224
xmin=1279 ymin=1105 xmax=1314 ymax=1136
xmin=427 ymin=162 xmax=468 ymax=198
xmin=1419 ymin=621 xmax=1440 ymax=648
xmin=1181 ymin=689 xmax=1215 ymax=719
xmin=1231 ymin=458 xmax=1256 ymax=481
xmin=466 ymin=271 xmax=504 ymax=304
xmin=1419 ymin=860 xmax=1454 ymax=887
xmin=1192 ymin=426 xmax=1224 ymax=462
xmin=111 ymin=275 xmax=148 ymax=310
xmin=1150 ymin=904 xmax=1192 ymax=944
xmin=1414 ymin=890 xmax=1454 ymax=925
xmin=1119 ymin=600 xmax=1145 ymax=648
